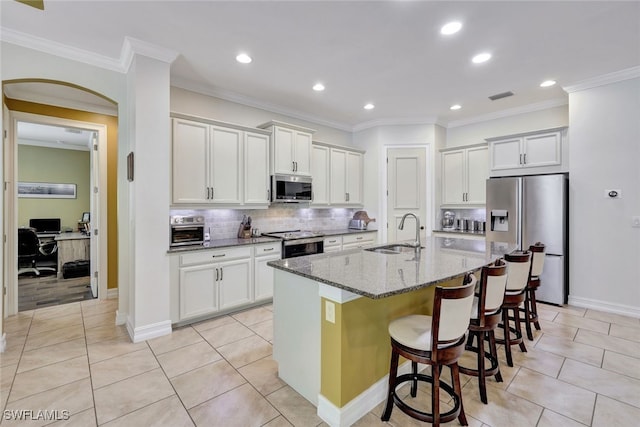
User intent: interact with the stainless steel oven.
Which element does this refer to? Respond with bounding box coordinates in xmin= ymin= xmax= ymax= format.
xmin=262 ymin=230 xmax=324 ymax=258
xmin=170 ymin=215 xmax=205 ymax=247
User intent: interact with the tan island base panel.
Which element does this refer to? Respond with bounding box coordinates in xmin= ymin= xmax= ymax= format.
xmin=320 ymin=276 xmax=465 ymax=408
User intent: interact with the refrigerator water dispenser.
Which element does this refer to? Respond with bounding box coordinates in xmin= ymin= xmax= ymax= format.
xmin=491 ymin=210 xmax=509 ymax=232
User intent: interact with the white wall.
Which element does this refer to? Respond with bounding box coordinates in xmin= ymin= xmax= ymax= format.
xmin=171 ymin=87 xmax=352 ymax=146
xmin=353 ymin=124 xmax=439 ymax=241
xmin=568 ymin=77 xmax=640 ymax=316
xmin=446 ymin=105 xmax=568 ymax=148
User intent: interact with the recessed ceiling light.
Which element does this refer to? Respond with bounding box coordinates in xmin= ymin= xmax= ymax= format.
xmin=364 ymin=103 xmax=375 ymax=110
xmin=450 ymin=104 xmax=462 ymax=110
xmin=313 ymin=83 xmax=325 ymax=92
xmin=540 ymin=80 xmax=556 ymax=88
xmin=472 ymin=52 xmax=492 ymax=64
xmin=236 ymin=53 xmax=252 ymax=64
xmin=440 ymin=21 xmax=462 ymax=35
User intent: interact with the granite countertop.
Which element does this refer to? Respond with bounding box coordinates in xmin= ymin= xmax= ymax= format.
xmin=167 ymin=229 xmax=378 ymax=253
xmin=433 ymin=228 xmax=486 ymax=237
xmin=267 ymin=236 xmax=516 ymax=299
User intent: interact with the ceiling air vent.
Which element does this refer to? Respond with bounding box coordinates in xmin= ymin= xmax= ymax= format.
xmin=488 ymin=91 xmax=514 ymax=101
xmin=65 ymin=128 xmax=82 ymax=134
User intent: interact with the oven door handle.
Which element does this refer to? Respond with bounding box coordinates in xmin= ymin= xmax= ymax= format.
xmin=282 ymin=237 xmax=324 ymax=246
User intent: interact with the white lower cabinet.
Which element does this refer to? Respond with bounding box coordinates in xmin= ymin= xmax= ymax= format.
xmin=254 ymin=242 xmax=282 ymax=302
xmin=341 ymin=232 xmax=377 ymax=250
xmin=175 ymin=246 xmax=252 ymax=322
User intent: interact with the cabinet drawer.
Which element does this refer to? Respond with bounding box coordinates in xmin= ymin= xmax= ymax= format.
xmin=342 ymin=233 xmax=375 ymax=245
xmin=323 ymin=236 xmax=342 ymax=247
xmin=254 ymin=243 xmax=282 ymax=257
xmin=180 ymin=247 xmax=251 ymax=266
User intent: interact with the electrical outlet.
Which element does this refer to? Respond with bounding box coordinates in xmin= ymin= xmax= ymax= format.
xmin=633 ymin=216 xmax=640 ymax=228
xmin=325 ymin=301 xmax=335 ymax=323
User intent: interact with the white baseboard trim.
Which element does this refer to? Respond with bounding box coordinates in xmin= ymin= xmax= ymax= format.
xmin=569 ymin=296 xmax=640 ymax=318
xmin=317 ymin=360 xmax=418 ymax=427
xmin=106 ymin=288 xmax=119 ymax=299
xmin=126 ymin=319 xmax=172 ymax=343
xmin=115 ymin=310 xmax=127 ymax=326
xmin=0 ymin=333 xmax=6 ymax=353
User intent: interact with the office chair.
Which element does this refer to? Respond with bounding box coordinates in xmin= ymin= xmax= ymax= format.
xmin=18 ymin=227 xmax=58 ymax=276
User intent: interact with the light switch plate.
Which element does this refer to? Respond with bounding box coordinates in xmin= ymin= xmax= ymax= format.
xmin=633 ymin=216 xmax=640 ymax=228
xmin=325 ymin=301 xmax=335 ymax=323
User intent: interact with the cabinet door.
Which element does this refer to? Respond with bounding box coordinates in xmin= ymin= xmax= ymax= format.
xmin=311 ymin=144 xmax=330 ymax=205
xmin=441 ymin=150 xmax=465 ymax=205
xmin=179 ymin=264 xmax=218 ymax=320
xmin=346 ymin=151 xmax=363 ymax=205
xmin=330 ymin=148 xmax=347 ymax=204
xmin=218 ymin=258 xmax=252 ymax=310
xmin=245 ymin=132 xmax=270 ymax=205
xmin=490 ymin=137 xmax=522 ymax=170
xmin=172 ymin=119 xmax=209 ymax=204
xmin=210 ymin=126 xmax=243 ymax=204
xmin=293 ymin=131 xmax=312 ymax=176
xmin=523 ymin=132 xmax=561 ymax=168
xmin=466 ymin=146 xmax=489 ymax=204
xmin=254 ymin=254 xmax=279 ymax=302
xmin=273 ymin=127 xmax=295 ymax=174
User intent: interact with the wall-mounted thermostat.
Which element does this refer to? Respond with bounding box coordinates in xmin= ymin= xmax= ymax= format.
xmin=605 ymin=189 xmax=622 ymax=199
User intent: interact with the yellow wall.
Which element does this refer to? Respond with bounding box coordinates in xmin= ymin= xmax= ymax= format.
xmin=320 ymin=277 xmax=464 ymax=407
xmin=18 ymin=145 xmax=90 ymax=230
xmin=5 ymin=98 xmax=119 ymax=290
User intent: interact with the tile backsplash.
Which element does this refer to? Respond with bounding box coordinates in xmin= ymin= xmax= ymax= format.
xmin=170 ymin=206 xmax=364 ymax=240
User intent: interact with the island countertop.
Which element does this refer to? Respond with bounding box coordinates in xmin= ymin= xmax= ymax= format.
xmin=268 ymin=236 xmax=516 ymax=299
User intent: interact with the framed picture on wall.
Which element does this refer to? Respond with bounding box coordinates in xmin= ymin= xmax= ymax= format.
xmin=18 ymin=182 xmax=77 ymax=199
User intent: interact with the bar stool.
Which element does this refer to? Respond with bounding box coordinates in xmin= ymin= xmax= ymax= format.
xmin=459 ymin=261 xmax=508 ymax=404
xmin=381 ymin=276 xmax=476 ymax=426
xmin=522 ymin=242 xmax=546 ymax=340
xmin=497 ymin=251 xmax=532 ymax=367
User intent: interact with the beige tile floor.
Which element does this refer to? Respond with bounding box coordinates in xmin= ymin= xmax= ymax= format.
xmin=0 ymin=299 xmax=639 ymax=426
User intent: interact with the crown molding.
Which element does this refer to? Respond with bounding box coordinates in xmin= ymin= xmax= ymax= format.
xmin=171 ymin=77 xmax=353 ymax=132
xmin=120 ymin=37 xmax=179 ymax=72
xmin=563 ymin=66 xmax=640 ymax=93
xmin=1 ymin=27 xmax=124 ymax=73
xmin=352 ymin=117 xmax=439 ymax=133
xmin=446 ymin=98 xmax=568 ymax=129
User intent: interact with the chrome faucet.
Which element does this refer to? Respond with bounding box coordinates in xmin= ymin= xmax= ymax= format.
xmin=399 ymin=213 xmax=421 ymax=248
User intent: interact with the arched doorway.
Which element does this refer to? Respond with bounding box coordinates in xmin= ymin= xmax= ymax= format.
xmin=2 ymin=79 xmax=118 ymax=315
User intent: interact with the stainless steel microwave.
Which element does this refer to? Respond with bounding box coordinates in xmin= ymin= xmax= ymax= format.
xmin=271 ymin=174 xmax=312 ymax=203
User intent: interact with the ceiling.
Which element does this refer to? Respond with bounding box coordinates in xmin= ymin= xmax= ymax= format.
xmin=1 ymin=1 xmax=639 ymax=130
xmin=17 ymin=121 xmax=94 ymax=151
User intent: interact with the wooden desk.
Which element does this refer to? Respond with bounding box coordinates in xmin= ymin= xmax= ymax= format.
xmin=55 ymin=233 xmax=90 ymax=278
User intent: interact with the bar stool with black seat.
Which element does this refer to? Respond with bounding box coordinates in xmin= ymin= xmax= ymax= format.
xmin=521 ymin=242 xmax=546 ymax=341
xmin=497 ymin=251 xmax=532 ymax=367
xmin=381 ymin=276 xmax=476 ymax=426
xmin=459 ymin=260 xmax=508 ymax=404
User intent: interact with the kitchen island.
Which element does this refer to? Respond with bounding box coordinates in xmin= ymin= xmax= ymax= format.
xmin=267 ymin=236 xmax=515 ymax=427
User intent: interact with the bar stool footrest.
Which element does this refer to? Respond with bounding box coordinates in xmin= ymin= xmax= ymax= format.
xmin=390 ymin=373 xmax=461 ymax=424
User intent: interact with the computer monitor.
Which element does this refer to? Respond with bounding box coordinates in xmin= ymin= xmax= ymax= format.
xmin=29 ymin=218 xmax=61 ymax=234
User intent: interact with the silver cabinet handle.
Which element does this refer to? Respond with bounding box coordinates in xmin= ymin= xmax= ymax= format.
xmin=356 ymin=236 xmax=363 ymax=240
xmin=211 ymin=254 xmax=226 ymax=258
xmin=519 ymin=154 xmax=523 ymax=165
xmin=215 ymin=268 xmax=219 ymax=281
xmin=220 ymin=267 xmax=223 ymax=281
xmin=292 ymin=161 xmax=295 ymax=172
xmin=523 ymin=153 xmax=527 ymax=164
xmin=263 ymin=248 xmax=274 ymax=252
xmin=267 ymin=189 xmax=270 ymax=201
xmin=328 ymin=240 xmax=337 ymax=243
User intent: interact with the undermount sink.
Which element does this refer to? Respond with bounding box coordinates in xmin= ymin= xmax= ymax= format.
xmin=365 ymin=244 xmax=424 ymax=254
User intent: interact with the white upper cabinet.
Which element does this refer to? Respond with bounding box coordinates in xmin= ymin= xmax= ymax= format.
xmin=171 ymin=115 xmax=271 ymax=207
xmin=314 ymin=142 xmax=364 ymax=207
xmin=172 ymin=119 xmax=210 ymax=204
xmin=210 ymin=126 xmax=242 ymax=204
xmin=488 ymin=127 xmax=567 ymax=173
xmin=244 ymin=132 xmax=270 ymax=205
xmin=441 ymin=144 xmax=488 ymax=207
xmin=311 ymin=144 xmax=330 ymax=206
xmin=259 ymin=121 xmax=315 ymax=176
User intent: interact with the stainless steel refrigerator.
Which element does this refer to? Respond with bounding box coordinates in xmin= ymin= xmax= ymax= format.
xmin=485 ymin=174 xmax=568 ymax=305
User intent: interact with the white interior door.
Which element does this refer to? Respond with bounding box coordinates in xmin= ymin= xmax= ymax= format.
xmin=386 ymin=148 xmax=427 ymax=243
xmin=90 ymin=132 xmax=99 ymax=298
